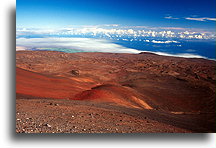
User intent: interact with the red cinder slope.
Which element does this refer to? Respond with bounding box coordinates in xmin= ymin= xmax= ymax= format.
xmin=72 ymin=84 xmax=153 ymax=109
xmin=16 ymin=67 xmax=96 ymax=99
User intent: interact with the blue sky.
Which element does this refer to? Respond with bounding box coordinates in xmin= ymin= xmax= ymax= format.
xmin=17 ymin=0 xmax=216 ymax=30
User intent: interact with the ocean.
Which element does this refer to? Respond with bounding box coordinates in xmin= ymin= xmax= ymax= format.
xmin=112 ymin=38 xmax=216 ymax=59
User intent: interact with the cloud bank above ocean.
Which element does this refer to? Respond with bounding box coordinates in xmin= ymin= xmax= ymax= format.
xmin=16 ymin=37 xmax=140 ymax=53
xmin=16 ymin=26 xmax=216 ymax=40
xmin=16 ymin=37 xmax=207 ymax=59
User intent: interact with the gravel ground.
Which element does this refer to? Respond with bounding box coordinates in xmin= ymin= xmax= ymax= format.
xmin=16 ymin=98 xmax=191 ymax=133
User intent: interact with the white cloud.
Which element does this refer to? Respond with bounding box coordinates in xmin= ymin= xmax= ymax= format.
xmin=103 ymin=24 xmax=119 ymax=27
xmin=151 ymin=40 xmax=180 ymax=44
xmin=16 ymin=37 xmax=208 ymax=59
xmin=185 ymin=17 xmax=206 ymax=21
xmin=16 ymin=37 xmax=140 ymax=53
xmin=16 ymin=28 xmax=57 ymax=36
xmin=159 ymin=27 xmax=186 ymax=30
xmin=16 ymin=26 xmax=216 ymax=40
xmin=16 ymin=46 xmax=27 ymax=51
xmin=141 ymin=51 xmax=207 ymax=59
xmin=164 ymin=16 xmax=179 ymax=19
xmin=186 ymin=49 xmax=196 ymax=52
xmin=206 ymin=18 xmax=216 ymax=21
xmin=185 ymin=17 xmax=216 ymax=21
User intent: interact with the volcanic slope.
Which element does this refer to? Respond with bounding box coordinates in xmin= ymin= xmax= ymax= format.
xmin=16 ymin=51 xmax=216 ymax=132
xmin=16 ymin=67 xmax=97 ymax=99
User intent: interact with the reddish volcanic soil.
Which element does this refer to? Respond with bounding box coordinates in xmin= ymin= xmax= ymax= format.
xmin=16 ymin=51 xmax=216 ymax=133
xmin=16 ymin=67 xmax=95 ymax=99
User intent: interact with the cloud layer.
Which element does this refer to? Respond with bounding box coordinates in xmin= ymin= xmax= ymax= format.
xmin=16 ymin=37 xmax=140 ymax=53
xmin=16 ymin=37 xmax=207 ymax=59
xmin=16 ymin=26 xmax=216 ymax=40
